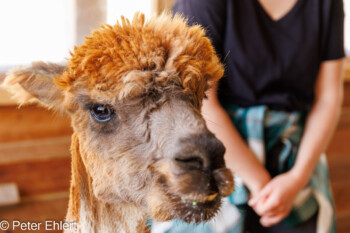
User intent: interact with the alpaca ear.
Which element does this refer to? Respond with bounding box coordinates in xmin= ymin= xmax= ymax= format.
xmin=1 ymin=61 xmax=66 ymax=111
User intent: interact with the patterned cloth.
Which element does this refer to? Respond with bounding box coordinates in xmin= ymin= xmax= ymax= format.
xmin=151 ymin=105 xmax=335 ymax=233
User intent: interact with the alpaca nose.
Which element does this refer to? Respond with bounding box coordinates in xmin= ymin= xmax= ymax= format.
xmin=174 ymin=135 xmax=226 ymax=171
xmin=174 ymin=154 xmax=206 ymax=170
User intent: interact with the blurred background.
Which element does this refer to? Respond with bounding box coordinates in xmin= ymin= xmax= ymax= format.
xmin=0 ymin=0 xmax=349 ymax=232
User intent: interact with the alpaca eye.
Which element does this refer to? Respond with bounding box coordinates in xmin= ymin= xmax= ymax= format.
xmin=90 ymin=104 xmax=114 ymax=123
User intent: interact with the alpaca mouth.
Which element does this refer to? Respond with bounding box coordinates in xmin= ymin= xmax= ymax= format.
xmin=166 ymin=191 xmax=222 ymax=223
xmin=150 ymin=164 xmax=232 ymax=223
xmin=181 ymin=192 xmax=218 ymax=206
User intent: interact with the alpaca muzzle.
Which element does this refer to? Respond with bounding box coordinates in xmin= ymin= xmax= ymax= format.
xmin=170 ymin=134 xmax=234 ymax=200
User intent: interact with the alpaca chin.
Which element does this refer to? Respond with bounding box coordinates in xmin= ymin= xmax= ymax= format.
xmin=147 ymin=181 xmax=222 ymax=223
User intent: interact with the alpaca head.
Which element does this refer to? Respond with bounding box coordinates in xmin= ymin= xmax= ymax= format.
xmin=2 ymin=13 xmax=233 ymax=223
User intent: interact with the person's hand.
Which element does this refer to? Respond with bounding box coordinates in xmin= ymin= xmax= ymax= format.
xmin=243 ymin=166 xmax=271 ymax=197
xmin=248 ymin=171 xmax=306 ymax=227
xmin=247 ymin=170 xmax=271 ymax=197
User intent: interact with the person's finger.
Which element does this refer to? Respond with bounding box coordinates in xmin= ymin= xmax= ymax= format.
xmin=260 ymin=211 xmax=287 ymax=227
xmin=255 ymin=205 xmax=285 ymax=218
xmin=254 ymin=192 xmax=282 ymax=216
xmin=248 ymin=184 xmax=272 ymax=207
xmin=248 ymin=196 xmax=258 ymax=207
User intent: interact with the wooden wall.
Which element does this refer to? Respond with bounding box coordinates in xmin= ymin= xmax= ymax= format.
xmin=326 ymin=82 xmax=350 ymax=233
xmin=0 ymin=106 xmax=72 ymax=233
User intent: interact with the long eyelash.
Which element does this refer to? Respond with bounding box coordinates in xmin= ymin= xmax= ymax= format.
xmin=83 ymin=102 xmax=94 ymax=110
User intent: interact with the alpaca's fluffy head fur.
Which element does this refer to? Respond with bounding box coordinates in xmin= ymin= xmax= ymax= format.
xmin=56 ymin=13 xmax=223 ymax=108
xmin=2 ymin=13 xmax=233 ymax=224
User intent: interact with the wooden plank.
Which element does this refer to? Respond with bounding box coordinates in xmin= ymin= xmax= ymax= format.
xmin=343 ymin=81 xmax=350 ymax=107
xmin=344 ymin=58 xmax=350 ymax=82
xmin=337 ymin=211 xmax=350 ymax=233
xmin=21 ymin=191 xmax=69 ymax=204
xmin=0 ymin=136 xmax=71 ymax=164
xmin=339 ymin=108 xmax=350 ymax=126
xmin=328 ymin=154 xmax=350 ymax=183
xmin=327 ymin=127 xmax=350 ymax=156
xmin=0 ymin=196 xmax=69 ymax=233
xmin=329 ymin=153 xmax=350 ymax=215
xmin=0 ymin=105 xmax=72 ymax=143
xmin=330 ymin=180 xmax=350 ymax=214
xmin=326 ymin=109 xmax=350 ymax=156
xmin=0 ymin=158 xmax=71 ymax=197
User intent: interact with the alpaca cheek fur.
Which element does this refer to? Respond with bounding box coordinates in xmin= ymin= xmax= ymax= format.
xmin=79 ymin=142 xmax=151 ymax=205
xmin=70 ymin=105 xmax=153 ymax=205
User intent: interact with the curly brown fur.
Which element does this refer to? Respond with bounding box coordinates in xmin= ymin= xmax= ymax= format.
xmin=55 ymin=13 xmax=223 ymax=107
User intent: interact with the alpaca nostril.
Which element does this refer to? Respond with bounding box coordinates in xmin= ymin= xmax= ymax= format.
xmin=174 ymin=156 xmax=204 ymax=170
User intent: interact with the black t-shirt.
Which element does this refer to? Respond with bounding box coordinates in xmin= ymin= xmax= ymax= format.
xmin=173 ymin=0 xmax=345 ymax=111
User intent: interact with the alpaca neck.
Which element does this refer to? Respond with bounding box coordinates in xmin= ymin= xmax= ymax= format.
xmin=77 ymin=198 xmax=147 ymax=233
xmin=65 ymin=133 xmax=148 ymax=233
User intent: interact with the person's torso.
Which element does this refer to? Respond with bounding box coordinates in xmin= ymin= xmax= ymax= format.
xmin=219 ymin=0 xmax=325 ymax=111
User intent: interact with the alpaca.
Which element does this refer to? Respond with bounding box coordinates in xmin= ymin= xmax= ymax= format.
xmin=1 ymin=13 xmax=234 ymax=233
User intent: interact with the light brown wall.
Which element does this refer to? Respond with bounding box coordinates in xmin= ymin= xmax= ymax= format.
xmin=151 ymin=0 xmax=175 ymax=15
xmin=75 ymin=0 xmax=107 ymax=45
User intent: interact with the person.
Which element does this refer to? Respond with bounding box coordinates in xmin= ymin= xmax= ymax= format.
xmin=155 ymin=0 xmax=345 ymax=232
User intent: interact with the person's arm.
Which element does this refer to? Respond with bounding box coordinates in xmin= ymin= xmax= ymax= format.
xmin=291 ymin=59 xmax=344 ymax=186
xmin=250 ymin=59 xmax=344 ymax=227
xmin=202 ymin=85 xmax=271 ymax=195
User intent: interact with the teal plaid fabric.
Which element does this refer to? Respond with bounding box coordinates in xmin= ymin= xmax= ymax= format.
xmin=152 ymin=105 xmax=335 ymax=233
